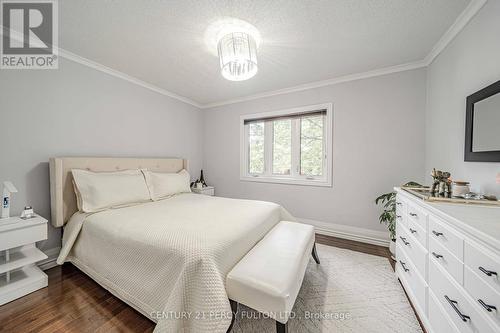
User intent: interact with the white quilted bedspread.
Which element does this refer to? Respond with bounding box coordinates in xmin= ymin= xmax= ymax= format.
xmin=57 ymin=193 xmax=293 ymax=332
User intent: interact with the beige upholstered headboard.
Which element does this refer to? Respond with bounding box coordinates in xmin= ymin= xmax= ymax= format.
xmin=49 ymin=157 xmax=188 ymax=227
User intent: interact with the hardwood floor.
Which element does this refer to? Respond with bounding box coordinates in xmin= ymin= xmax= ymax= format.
xmin=315 ymin=234 xmax=395 ymax=269
xmin=0 ymin=235 xmax=405 ymax=333
xmin=0 ymin=264 xmax=154 ymax=333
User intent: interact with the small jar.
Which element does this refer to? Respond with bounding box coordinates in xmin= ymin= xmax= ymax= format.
xmin=452 ymin=181 xmax=470 ymax=197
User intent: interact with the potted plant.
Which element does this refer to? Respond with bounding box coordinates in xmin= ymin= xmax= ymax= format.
xmin=375 ymin=182 xmax=423 ymax=259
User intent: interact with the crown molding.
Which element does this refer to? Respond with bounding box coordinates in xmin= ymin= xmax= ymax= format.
xmin=201 ymin=0 xmax=487 ymax=109
xmin=0 ymin=26 xmax=202 ymax=108
xmin=423 ymin=0 xmax=487 ymax=66
xmin=201 ymin=60 xmax=427 ymax=108
xmin=57 ymin=49 xmax=203 ymax=108
xmin=1 ymin=0 xmax=487 ymax=109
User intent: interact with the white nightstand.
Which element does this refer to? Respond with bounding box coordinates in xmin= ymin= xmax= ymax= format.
xmin=0 ymin=215 xmax=48 ymax=305
xmin=191 ymin=186 xmax=215 ymax=196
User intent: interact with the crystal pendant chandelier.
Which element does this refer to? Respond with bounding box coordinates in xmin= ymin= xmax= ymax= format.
xmin=217 ymin=32 xmax=258 ymax=81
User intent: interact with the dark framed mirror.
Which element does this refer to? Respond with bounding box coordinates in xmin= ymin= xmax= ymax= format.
xmin=465 ymin=79 xmax=500 ymax=162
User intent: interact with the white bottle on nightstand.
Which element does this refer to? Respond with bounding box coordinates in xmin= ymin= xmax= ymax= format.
xmin=0 ymin=215 xmax=48 ymax=305
xmin=1 ymin=181 xmax=18 ymax=219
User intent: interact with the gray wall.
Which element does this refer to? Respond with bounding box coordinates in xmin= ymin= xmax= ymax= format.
xmin=425 ymin=0 xmax=500 ymax=196
xmin=203 ymin=69 xmax=427 ymax=238
xmin=5 ymin=0 xmax=498 ymax=252
xmin=0 ymin=58 xmax=203 ymax=252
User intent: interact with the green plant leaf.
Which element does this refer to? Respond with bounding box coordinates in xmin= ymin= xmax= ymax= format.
xmin=375 ymin=190 xmax=397 ymax=239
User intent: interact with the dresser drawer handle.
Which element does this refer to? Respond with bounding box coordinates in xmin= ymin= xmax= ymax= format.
xmin=432 ymin=252 xmax=443 ymax=259
xmin=399 ymin=260 xmax=409 ymax=272
xmin=396 ymin=202 xmax=402 ymax=206
xmin=478 ymin=299 xmax=497 ymax=312
xmin=479 ymin=266 xmax=498 ymax=277
xmin=409 ymin=228 xmax=417 ymax=234
xmin=445 ymin=295 xmax=470 ymax=322
xmin=409 ymin=212 xmax=418 ymax=217
xmin=432 ymin=230 xmax=443 ymax=237
xmin=396 ymin=215 xmax=402 ymax=219
xmin=399 ymin=236 xmax=410 ymax=246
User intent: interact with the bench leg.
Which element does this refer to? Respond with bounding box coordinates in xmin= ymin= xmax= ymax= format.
xmin=276 ymin=321 xmax=288 ymax=333
xmin=311 ymin=242 xmax=320 ymax=264
xmin=226 ymin=300 xmax=238 ymax=332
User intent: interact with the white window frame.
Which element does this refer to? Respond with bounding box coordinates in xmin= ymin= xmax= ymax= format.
xmin=240 ymin=103 xmax=333 ymax=187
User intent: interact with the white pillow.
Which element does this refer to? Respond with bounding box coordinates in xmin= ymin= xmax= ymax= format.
xmin=71 ymin=169 xmax=151 ymax=213
xmin=143 ymin=169 xmax=191 ymax=200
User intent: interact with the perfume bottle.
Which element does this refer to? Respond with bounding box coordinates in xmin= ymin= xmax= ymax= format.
xmin=200 ymin=170 xmax=207 ymax=187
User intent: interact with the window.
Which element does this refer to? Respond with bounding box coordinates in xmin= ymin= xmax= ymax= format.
xmin=248 ymin=122 xmax=265 ymax=174
xmin=240 ymin=103 xmax=332 ymax=186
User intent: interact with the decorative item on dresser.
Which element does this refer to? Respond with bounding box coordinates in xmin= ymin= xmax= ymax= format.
xmin=430 ymin=168 xmax=452 ymax=196
xmin=0 ymin=215 xmax=48 ymax=305
xmin=191 ymin=185 xmax=215 ymax=196
xmin=395 ymin=187 xmax=500 ymax=333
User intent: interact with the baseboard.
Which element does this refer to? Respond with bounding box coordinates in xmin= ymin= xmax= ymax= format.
xmin=38 ymin=247 xmax=61 ymax=271
xmin=298 ymin=218 xmax=390 ymax=247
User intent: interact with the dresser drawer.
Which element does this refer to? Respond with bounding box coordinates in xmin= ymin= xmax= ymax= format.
xmin=0 ymin=224 xmax=47 ymax=251
xmin=464 ymin=266 xmax=500 ymax=329
xmin=429 ymin=215 xmax=464 ymax=261
xmin=397 ymin=224 xmax=427 ymax=278
xmin=407 ymin=217 xmax=427 ymax=248
xmin=464 ymin=241 xmax=500 ymax=298
xmin=429 ymin=259 xmax=496 ymax=333
xmin=395 ymin=196 xmax=407 ymax=229
xmin=430 ymin=235 xmax=464 ymax=285
xmin=406 ymin=202 xmax=428 ymax=231
xmin=397 ymin=244 xmax=427 ymax=314
xmin=429 ymin=289 xmax=460 ymax=333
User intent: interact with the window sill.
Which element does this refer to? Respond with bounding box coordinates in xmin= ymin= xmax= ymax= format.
xmin=240 ymin=175 xmax=332 ymax=187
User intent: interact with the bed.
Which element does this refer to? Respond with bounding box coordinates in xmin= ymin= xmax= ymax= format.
xmin=49 ymin=157 xmax=293 ymax=333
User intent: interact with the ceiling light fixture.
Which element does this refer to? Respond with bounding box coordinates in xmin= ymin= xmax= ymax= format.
xmin=205 ymin=18 xmax=261 ymax=82
xmin=218 ymin=32 xmax=258 ymax=81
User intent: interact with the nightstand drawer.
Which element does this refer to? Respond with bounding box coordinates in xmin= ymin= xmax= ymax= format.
xmin=0 ymin=224 xmax=47 ymax=251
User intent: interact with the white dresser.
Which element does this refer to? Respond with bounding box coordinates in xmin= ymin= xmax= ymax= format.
xmin=395 ymin=188 xmax=500 ymax=333
xmin=0 ymin=215 xmax=48 ymax=305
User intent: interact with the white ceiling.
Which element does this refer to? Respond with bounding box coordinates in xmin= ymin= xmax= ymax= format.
xmin=59 ymin=0 xmax=471 ymax=106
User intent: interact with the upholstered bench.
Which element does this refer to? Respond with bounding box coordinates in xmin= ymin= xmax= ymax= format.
xmin=226 ymin=221 xmax=320 ymax=333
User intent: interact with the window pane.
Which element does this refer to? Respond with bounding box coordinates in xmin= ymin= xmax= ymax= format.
xmin=248 ymin=122 xmax=265 ymax=174
xmin=272 ymin=119 xmax=291 ymax=175
xmin=300 ymin=115 xmax=324 ymax=176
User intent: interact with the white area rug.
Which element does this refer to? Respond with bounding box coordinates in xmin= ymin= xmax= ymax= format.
xmin=232 ymin=244 xmax=422 ymax=332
